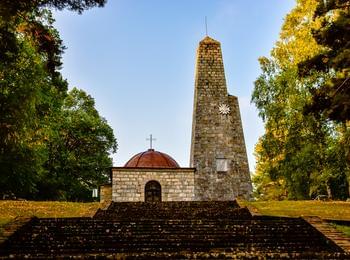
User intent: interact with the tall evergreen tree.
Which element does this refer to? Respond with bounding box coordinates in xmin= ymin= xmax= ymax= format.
xmin=298 ymin=0 xmax=350 ymax=122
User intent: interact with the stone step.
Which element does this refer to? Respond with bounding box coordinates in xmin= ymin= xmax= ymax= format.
xmin=94 ymin=201 xmax=244 ymax=220
xmin=0 ymin=217 xmax=32 ymax=245
xmin=4 ymin=241 xmax=336 ymax=253
xmin=3 ymin=251 xmax=350 ymax=259
xmin=1 ymin=218 xmax=341 ymax=257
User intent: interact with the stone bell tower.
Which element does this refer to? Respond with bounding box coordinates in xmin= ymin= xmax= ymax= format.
xmin=190 ymin=36 xmax=252 ymax=201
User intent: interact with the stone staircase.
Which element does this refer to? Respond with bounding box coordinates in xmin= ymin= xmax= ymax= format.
xmin=0 ymin=217 xmax=32 ymax=245
xmin=0 ymin=201 xmax=349 ymax=259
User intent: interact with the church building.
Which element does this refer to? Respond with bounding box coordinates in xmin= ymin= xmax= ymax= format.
xmin=100 ymin=36 xmax=252 ymax=202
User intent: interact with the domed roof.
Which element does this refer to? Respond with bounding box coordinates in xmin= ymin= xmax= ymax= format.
xmin=124 ymin=149 xmax=180 ymax=168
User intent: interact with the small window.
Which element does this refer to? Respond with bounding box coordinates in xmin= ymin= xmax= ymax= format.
xmin=216 ymin=158 xmax=228 ymax=172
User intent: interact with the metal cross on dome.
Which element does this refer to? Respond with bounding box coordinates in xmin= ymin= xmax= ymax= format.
xmin=146 ymin=134 xmax=156 ymax=149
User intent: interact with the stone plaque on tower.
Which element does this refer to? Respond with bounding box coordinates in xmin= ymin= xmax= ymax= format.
xmin=190 ymin=36 xmax=252 ymax=200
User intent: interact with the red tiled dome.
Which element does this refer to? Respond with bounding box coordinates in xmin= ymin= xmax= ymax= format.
xmin=124 ymin=149 xmax=180 ymax=168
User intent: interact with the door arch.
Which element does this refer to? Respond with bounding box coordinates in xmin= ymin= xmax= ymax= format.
xmin=144 ymin=180 xmax=161 ymax=202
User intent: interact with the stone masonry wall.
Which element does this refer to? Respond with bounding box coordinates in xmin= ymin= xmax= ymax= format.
xmin=112 ymin=168 xmax=195 ymax=202
xmin=100 ymin=184 xmax=112 ymax=203
xmin=190 ymin=36 xmax=252 ymax=200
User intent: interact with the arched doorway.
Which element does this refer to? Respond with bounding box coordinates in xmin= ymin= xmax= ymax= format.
xmin=145 ymin=180 xmax=161 ymax=202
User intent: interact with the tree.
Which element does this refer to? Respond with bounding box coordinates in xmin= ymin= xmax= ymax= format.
xmin=298 ymin=0 xmax=350 ymax=122
xmin=37 ymin=88 xmax=117 ymax=201
xmin=297 ymin=0 xmax=350 ymax=195
xmin=0 ymin=0 xmax=115 ymax=200
xmin=0 ymin=0 xmax=106 ymax=19
xmin=251 ymin=0 xmax=349 ymax=200
xmin=252 ymin=139 xmax=288 ymax=200
xmin=0 ymin=9 xmax=67 ymax=198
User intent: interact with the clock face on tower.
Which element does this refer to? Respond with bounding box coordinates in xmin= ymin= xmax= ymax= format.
xmin=218 ymin=104 xmax=230 ymax=115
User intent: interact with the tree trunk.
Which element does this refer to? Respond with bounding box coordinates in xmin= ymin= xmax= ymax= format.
xmin=344 ymin=121 xmax=350 ymax=199
xmin=326 ymin=182 xmax=332 ymax=200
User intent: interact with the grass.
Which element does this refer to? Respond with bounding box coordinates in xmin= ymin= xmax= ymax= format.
xmin=0 ymin=201 xmax=102 ymax=228
xmin=240 ymin=200 xmax=350 ymax=238
xmin=240 ymin=200 xmax=350 ymax=220
xmin=333 ymin=224 xmax=350 ymax=237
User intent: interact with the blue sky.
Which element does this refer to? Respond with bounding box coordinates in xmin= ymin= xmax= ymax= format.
xmin=53 ymin=0 xmax=295 ymax=171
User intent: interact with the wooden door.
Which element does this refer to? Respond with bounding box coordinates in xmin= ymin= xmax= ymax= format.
xmin=145 ymin=181 xmax=161 ymax=202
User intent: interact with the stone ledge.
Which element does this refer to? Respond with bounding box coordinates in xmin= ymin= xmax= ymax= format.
xmin=304 ymin=216 xmax=350 ymax=253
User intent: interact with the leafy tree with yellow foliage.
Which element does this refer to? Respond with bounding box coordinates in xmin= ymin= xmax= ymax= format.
xmin=252 ymin=0 xmax=349 ymax=200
